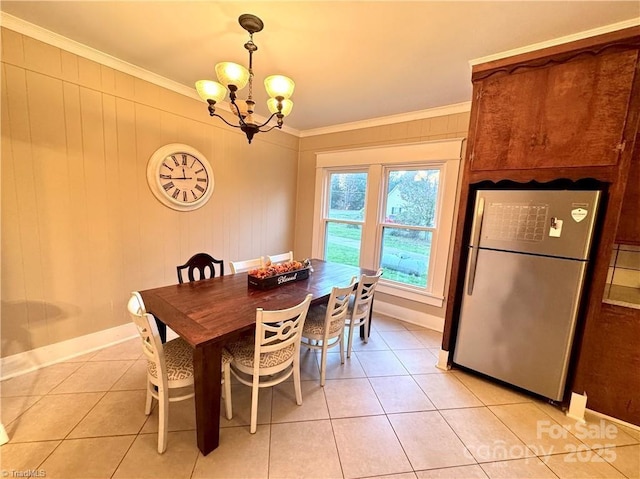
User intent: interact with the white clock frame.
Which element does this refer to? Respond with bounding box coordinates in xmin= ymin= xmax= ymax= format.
xmin=146 ymin=143 xmax=214 ymax=211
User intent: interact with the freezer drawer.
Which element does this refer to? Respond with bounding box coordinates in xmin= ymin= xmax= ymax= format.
xmin=453 ymin=248 xmax=587 ymax=401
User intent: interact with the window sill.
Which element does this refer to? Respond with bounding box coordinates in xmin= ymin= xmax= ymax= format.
xmin=376 ymin=282 xmax=444 ymax=308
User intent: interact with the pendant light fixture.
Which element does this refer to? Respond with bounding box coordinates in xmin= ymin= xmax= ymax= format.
xmin=195 ymin=14 xmax=294 ymax=144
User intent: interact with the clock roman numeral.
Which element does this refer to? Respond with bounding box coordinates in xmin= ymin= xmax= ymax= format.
xmin=162 ymin=163 xmax=174 ymax=171
xmin=197 ymin=178 xmax=207 ymax=182
xmin=160 ymin=174 xmax=172 ymax=179
xmin=191 ymin=190 xmax=198 ymax=199
xmin=172 ymin=188 xmax=180 ymax=199
xmin=190 ymin=159 xmax=197 ymax=168
xmin=171 ymin=155 xmax=179 ymax=167
xmin=182 ymin=154 xmax=188 ymax=166
xmin=183 ymin=190 xmax=187 ymax=202
xmin=195 ymin=184 xmax=205 ymax=193
xmin=163 ymin=181 xmax=175 ymax=191
xmin=195 ymin=168 xmax=204 ymax=174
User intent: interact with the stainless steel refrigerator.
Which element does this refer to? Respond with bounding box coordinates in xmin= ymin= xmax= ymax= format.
xmin=453 ymin=189 xmax=601 ymax=401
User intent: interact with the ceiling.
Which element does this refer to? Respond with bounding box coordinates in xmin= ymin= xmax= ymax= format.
xmin=1 ymin=1 xmax=639 ymax=133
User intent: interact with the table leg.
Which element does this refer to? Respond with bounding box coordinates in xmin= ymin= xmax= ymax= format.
xmin=153 ymin=314 xmax=167 ymax=344
xmin=193 ymin=343 xmax=222 ymax=455
xmin=360 ymin=299 xmax=374 ymax=339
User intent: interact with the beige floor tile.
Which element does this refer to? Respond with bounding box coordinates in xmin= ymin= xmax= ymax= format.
xmin=287 ymin=348 xmax=321 ymax=382
xmin=371 ymin=315 xmax=409 ymax=332
xmin=350 ymin=329 xmax=391 ymax=353
xmin=323 ymin=378 xmax=383 ymax=418
xmin=480 ymin=457 xmax=557 ymax=478
xmin=577 ymin=414 xmax=640 ymax=449
xmin=1 ymin=362 xmax=82 ymax=397
xmin=416 ymin=465 xmax=487 ymax=479
xmin=369 ymin=376 xmax=435 ymax=413
xmin=409 ymin=329 xmax=443 ymax=348
xmin=619 ymin=425 xmax=640 ymax=442
xmin=489 ymin=403 xmax=584 ymax=456
xmin=440 ymin=407 xmax=535 ymax=463
xmin=372 ymin=474 xmax=418 ymax=479
xmin=332 ymin=415 xmax=413 ymax=479
xmin=65 ymin=350 xmax=99 ymax=362
xmin=355 ymin=350 xmax=409 ymax=377
xmin=50 ymin=360 xmax=134 ymax=394
xmin=389 ymin=411 xmax=475 ymax=470
xmin=68 ymin=390 xmax=149 ymax=438
xmin=110 ymin=359 xmax=148 ymax=391
xmin=452 ymin=370 xmax=531 ymax=405
xmin=379 ymin=331 xmax=425 ymax=350
xmin=393 ymin=349 xmax=440 ymax=375
xmin=542 ymin=451 xmax=626 ymax=478
xmin=140 ymin=395 xmax=196 ymax=433
xmin=600 ymin=444 xmax=640 ymax=479
xmin=6 ymin=392 xmax=104 ymax=442
xmin=0 ymin=440 xmax=60 ymax=472
xmin=113 ymin=431 xmax=199 ymax=478
xmin=321 ymin=351 xmax=367 ymax=380
xmin=416 ymin=465 xmax=488 ymax=478
xmin=1 ymin=395 xmax=42 ymax=424
xmin=191 ymin=426 xmax=270 ymax=479
xmin=90 ymin=337 xmax=142 ymax=361
xmin=271 ymin=379 xmax=329 ymax=423
xmin=413 ymin=374 xmax=482 ymax=409
xmin=269 ymin=420 xmax=342 ymax=479
xmin=219 ymin=384 xmax=272 ymax=429
xmin=40 ymin=435 xmax=135 ymax=479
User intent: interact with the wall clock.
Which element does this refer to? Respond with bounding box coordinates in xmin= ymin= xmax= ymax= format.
xmin=147 ymin=144 xmax=214 ymax=211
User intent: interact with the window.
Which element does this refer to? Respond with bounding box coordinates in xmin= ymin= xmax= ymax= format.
xmin=323 ymin=171 xmax=367 ymax=267
xmin=381 ymin=168 xmax=440 ymax=289
xmin=312 ymin=140 xmax=463 ymax=307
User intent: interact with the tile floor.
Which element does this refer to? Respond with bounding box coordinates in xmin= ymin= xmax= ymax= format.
xmin=1 ymin=314 xmax=639 ymax=479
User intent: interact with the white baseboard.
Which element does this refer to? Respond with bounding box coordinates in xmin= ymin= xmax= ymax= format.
xmin=1 ymin=323 xmax=137 ymax=380
xmin=373 ymin=299 xmax=444 ymax=332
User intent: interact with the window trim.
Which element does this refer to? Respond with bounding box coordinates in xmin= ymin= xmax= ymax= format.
xmin=313 ymin=139 xmax=463 ymax=307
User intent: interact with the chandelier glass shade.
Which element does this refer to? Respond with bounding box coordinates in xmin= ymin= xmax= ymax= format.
xmin=195 ymin=14 xmax=295 ymax=144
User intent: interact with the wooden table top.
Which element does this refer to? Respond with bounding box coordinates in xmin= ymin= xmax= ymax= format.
xmin=140 ymin=259 xmax=373 ymax=348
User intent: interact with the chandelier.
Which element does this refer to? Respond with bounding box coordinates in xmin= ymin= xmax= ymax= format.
xmin=195 ymin=14 xmax=294 ymax=144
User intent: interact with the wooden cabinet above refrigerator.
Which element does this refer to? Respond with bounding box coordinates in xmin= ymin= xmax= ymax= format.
xmin=443 ymin=26 xmax=640 ymax=425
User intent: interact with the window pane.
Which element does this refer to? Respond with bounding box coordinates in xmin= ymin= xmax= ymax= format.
xmin=385 ymin=169 xmax=440 ymax=227
xmin=325 ymin=221 xmax=362 ymax=267
xmin=380 ymin=227 xmax=432 ymax=287
xmin=328 ymin=172 xmax=367 ymax=221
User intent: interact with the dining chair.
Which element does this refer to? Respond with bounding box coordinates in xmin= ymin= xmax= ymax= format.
xmin=127 ymin=292 xmax=233 ymax=453
xmin=266 ymin=250 xmax=293 ymax=264
xmin=176 ymin=252 xmax=224 ymax=283
xmin=301 ymin=278 xmax=356 ymax=386
xmin=229 ymin=256 xmax=264 ymax=274
xmin=346 ymin=268 xmax=383 ymax=358
xmin=226 ymin=294 xmax=312 ymax=433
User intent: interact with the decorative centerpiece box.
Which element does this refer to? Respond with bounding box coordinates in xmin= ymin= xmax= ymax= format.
xmin=247 ymin=260 xmax=310 ymax=290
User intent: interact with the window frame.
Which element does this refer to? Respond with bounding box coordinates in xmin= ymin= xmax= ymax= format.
xmin=312 ymin=139 xmax=463 ymax=307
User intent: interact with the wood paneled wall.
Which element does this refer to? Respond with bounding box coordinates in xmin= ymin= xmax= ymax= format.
xmin=1 ymin=28 xmax=299 ymax=357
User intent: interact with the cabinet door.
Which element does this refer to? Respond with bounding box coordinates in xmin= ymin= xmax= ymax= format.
xmin=470 ymin=49 xmax=638 ymax=171
xmin=615 ymin=153 xmax=640 ymax=245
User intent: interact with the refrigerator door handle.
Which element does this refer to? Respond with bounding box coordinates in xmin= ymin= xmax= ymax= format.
xmin=467 ymin=196 xmax=485 ymax=295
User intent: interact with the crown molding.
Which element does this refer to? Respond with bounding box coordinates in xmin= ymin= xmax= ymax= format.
xmin=299 ymin=102 xmax=472 ymax=138
xmin=0 ymin=12 xmax=300 ymax=137
xmin=469 ymin=19 xmax=640 ymax=67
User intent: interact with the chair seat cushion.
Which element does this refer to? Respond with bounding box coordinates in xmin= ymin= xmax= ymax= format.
xmin=148 ymin=338 xmax=194 ymax=381
xmin=347 ymin=296 xmax=369 ymax=317
xmin=303 ymin=305 xmax=345 ymax=335
xmin=227 ymin=337 xmax=295 ymax=368
xmin=222 ymin=347 xmax=233 ymax=365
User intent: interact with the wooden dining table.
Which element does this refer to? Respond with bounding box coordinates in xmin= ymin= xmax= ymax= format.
xmin=139 ymin=258 xmax=374 ymax=455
